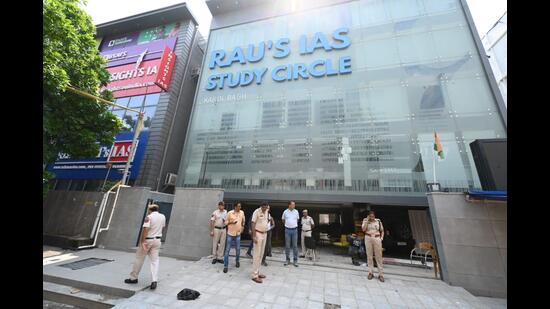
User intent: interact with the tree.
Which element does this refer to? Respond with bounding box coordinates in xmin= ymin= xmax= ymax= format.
xmin=43 ymin=0 xmax=122 ymax=195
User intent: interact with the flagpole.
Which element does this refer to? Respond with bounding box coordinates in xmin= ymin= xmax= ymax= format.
xmin=433 ymin=130 xmax=437 ymax=183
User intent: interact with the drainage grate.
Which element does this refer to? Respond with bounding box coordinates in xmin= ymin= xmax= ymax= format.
xmin=58 ymin=258 xmax=113 ymax=270
xmin=324 ymin=304 xmax=341 ymax=309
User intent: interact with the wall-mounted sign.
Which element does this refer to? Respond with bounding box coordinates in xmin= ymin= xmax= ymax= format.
xmin=155 ymin=46 xmax=177 ymax=91
xmin=47 ymin=131 xmax=149 ymax=180
xmin=100 ymin=37 xmax=178 ymax=68
xmin=205 ymin=27 xmax=352 ymax=91
xmin=102 ymin=58 xmax=163 ymax=98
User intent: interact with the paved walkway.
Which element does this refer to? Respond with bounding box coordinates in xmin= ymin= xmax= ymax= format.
xmin=43 ymin=247 xmax=506 ymax=308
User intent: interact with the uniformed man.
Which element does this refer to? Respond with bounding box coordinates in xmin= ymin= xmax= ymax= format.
xmin=210 ymin=201 xmax=227 ymax=264
xmin=361 ymin=210 xmax=385 ymax=282
xmin=223 ymin=202 xmax=245 ymax=273
xmin=262 ymin=205 xmax=275 ymax=266
xmin=251 ymin=201 xmax=270 ymax=283
xmin=299 ymin=209 xmax=315 ymax=258
xmin=124 ymin=204 xmax=166 ymax=289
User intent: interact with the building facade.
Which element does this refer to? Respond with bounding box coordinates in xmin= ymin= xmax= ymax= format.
xmin=47 ymin=3 xmax=205 ymax=193
xmin=482 ymin=11 xmax=507 ymax=107
xmin=175 ymin=0 xmax=507 ymax=254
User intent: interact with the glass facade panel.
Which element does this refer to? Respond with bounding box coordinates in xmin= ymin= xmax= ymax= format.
xmin=177 ymin=0 xmax=506 ymax=198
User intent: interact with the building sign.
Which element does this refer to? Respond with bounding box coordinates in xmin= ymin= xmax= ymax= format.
xmin=100 ymin=22 xmax=181 ymax=52
xmin=100 ymin=37 xmax=178 ymax=68
xmin=47 ymin=131 xmax=149 ymax=180
xmin=102 ymin=58 xmax=163 ymax=98
xmin=205 ymin=27 xmax=352 ymax=91
xmin=155 ymin=46 xmax=177 ymax=91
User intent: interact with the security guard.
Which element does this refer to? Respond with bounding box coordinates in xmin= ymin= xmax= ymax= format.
xmin=210 ymin=201 xmax=227 ymax=264
xmin=251 ymin=201 xmax=270 ymax=283
xmin=361 ymin=210 xmax=385 ymax=282
xmin=124 ymin=204 xmax=166 ymax=289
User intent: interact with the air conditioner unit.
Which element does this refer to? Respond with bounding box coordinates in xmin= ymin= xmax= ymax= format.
xmin=164 ymin=173 xmax=178 ymax=186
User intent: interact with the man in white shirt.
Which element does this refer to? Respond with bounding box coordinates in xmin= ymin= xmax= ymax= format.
xmin=282 ymin=201 xmax=300 ymax=266
xmin=125 ymin=204 xmax=166 ymax=290
xmin=300 ymin=209 xmax=315 ymax=257
xmin=210 ymin=201 xmax=227 ymax=264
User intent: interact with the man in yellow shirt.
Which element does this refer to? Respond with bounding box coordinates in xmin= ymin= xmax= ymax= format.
xmin=222 ymin=202 xmax=245 ymax=273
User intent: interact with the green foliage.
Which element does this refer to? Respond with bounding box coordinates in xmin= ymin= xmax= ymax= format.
xmin=43 ymin=0 xmax=122 ymax=193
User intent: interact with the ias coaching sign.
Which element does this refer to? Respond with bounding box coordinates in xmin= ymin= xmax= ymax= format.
xmin=155 ymin=46 xmax=176 ymax=91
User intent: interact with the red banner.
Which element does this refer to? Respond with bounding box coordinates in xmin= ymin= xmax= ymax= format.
xmin=107 ymin=140 xmax=140 ymax=163
xmin=103 ymin=59 xmax=163 ymax=98
xmin=155 ymin=46 xmax=177 ymax=91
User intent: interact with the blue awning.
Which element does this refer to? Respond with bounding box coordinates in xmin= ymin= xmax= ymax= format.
xmin=466 ymin=190 xmax=507 ymax=200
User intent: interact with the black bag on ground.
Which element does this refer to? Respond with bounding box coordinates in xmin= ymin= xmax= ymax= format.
xmin=177 ymin=288 xmax=200 ymax=300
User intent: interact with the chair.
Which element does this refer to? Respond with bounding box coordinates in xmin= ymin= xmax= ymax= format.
xmin=304 ymin=236 xmax=317 ymax=261
xmin=410 ymin=242 xmax=436 ymax=269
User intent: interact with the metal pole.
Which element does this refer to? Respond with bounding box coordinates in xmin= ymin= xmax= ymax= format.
xmin=101 ymin=163 xmax=112 ymax=191
xmin=121 ymin=112 xmax=144 ymax=186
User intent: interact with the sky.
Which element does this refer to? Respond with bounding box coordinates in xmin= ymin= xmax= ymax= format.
xmin=83 ymin=0 xmax=507 ymax=39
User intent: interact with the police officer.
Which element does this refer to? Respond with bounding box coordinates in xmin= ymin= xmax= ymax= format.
xmin=300 ymin=209 xmax=315 ymax=258
xmin=361 ymin=210 xmax=385 ymax=282
xmin=251 ymin=202 xmax=270 ymax=283
xmin=210 ymin=201 xmax=227 ymax=264
xmin=124 ymin=204 xmax=166 ymax=289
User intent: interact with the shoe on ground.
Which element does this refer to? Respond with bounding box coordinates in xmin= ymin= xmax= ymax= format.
xmin=217 ymin=259 xmax=224 ymax=264
xmin=150 ymin=281 xmax=157 ymax=289
xmin=236 ymin=261 xmax=240 ymax=268
xmin=223 ymin=267 xmax=228 ymax=273
xmin=368 ymin=273 xmax=374 ymax=280
xmin=246 ymin=253 xmax=253 ymax=258
xmin=379 ymin=276 xmax=385 ymax=282
xmin=124 ymin=278 xmax=138 ymax=284
xmin=293 ymin=262 xmax=298 ymax=267
xmin=267 ymin=254 xmax=272 ymax=257
xmin=252 ymin=277 xmax=263 ymax=283
xmin=212 ymin=259 xmax=217 ymax=264
xmin=299 ymin=255 xmax=305 ymax=258
xmin=258 ymin=274 xmax=266 ymax=279
xmin=284 ymin=261 xmax=289 ymax=266
xmin=261 ymin=261 xmax=268 ymax=266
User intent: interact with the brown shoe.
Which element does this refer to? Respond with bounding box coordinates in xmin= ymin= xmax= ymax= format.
xmin=252 ymin=277 xmax=263 ymax=283
xmin=368 ymin=273 xmax=374 ymax=280
xmin=258 ymin=274 xmax=266 ymax=279
xmin=379 ymin=275 xmax=385 ymax=282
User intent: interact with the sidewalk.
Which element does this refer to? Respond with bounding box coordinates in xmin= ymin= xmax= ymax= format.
xmin=43 ymin=246 xmax=506 ymax=308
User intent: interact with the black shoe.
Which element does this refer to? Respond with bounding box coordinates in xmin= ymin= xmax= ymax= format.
xmin=150 ymin=281 xmax=157 ymax=289
xmin=284 ymin=260 xmax=289 ymax=266
xmin=236 ymin=261 xmax=240 ymax=268
xmin=223 ymin=267 xmax=228 ymax=273
xmin=299 ymin=255 xmax=305 ymax=258
xmin=246 ymin=253 xmax=253 ymax=258
xmin=262 ymin=261 xmax=268 ymax=266
xmin=293 ymin=262 xmax=298 ymax=267
xmin=124 ymin=278 xmax=138 ymax=284
xmin=267 ymin=254 xmax=272 ymax=257
xmin=217 ymin=259 xmax=224 ymax=264
xmin=212 ymin=259 xmax=217 ymax=264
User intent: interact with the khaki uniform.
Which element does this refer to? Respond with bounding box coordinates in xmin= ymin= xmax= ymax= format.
xmin=130 ymin=211 xmax=166 ymax=282
xmin=211 ymin=209 xmax=227 ymax=259
xmin=251 ymin=208 xmax=269 ymax=279
xmin=362 ymin=218 xmax=384 ymax=276
xmin=300 ymin=216 xmax=315 ymax=254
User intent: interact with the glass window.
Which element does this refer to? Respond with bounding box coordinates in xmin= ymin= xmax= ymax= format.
xmin=128 ymin=95 xmax=145 ymax=108
xmin=144 ymin=93 xmax=161 ymax=106
xmin=177 ymin=0 xmax=506 ymax=196
xmin=142 ymin=106 xmax=157 ymax=129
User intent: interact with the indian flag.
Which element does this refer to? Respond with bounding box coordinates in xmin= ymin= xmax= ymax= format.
xmin=434 ymin=131 xmax=445 ymax=159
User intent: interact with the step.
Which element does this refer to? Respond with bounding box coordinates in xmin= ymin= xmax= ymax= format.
xmin=43 ymin=282 xmax=125 ymax=309
xmin=43 ymin=274 xmax=141 ymax=298
xmin=43 ymin=234 xmax=94 ymax=250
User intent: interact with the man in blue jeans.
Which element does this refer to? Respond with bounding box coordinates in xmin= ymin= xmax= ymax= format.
xmin=223 ymin=202 xmax=245 ymax=273
xmin=282 ymin=201 xmax=300 ymax=267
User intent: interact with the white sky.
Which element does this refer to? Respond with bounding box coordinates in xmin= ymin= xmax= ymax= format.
xmin=83 ymin=0 xmax=506 ymax=39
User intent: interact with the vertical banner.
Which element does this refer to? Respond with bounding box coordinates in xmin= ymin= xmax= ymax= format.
xmin=155 ymin=46 xmax=177 ymax=91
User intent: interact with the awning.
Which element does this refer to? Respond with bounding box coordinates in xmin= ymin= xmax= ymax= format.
xmin=466 ymin=190 xmax=507 ymax=200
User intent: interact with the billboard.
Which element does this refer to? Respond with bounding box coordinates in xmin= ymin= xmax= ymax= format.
xmin=102 ymin=58 xmax=163 ymax=98
xmin=100 ymin=37 xmax=177 ymax=68
xmin=47 ymin=131 xmax=149 ymax=180
xmin=100 ymin=22 xmax=181 ymax=52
